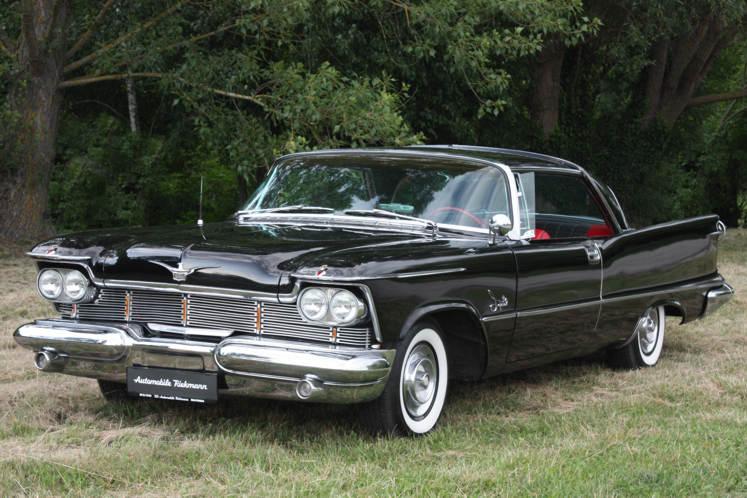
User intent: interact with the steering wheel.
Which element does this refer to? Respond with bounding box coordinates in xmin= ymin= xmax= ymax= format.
xmin=431 ymin=207 xmax=484 ymax=228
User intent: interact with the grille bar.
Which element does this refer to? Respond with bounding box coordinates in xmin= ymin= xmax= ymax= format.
xmin=55 ymin=287 xmax=373 ymax=348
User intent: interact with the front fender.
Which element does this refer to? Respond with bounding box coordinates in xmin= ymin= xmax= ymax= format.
xmin=398 ymin=301 xmax=487 ymax=343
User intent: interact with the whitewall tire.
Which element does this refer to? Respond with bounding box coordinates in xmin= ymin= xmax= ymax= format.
xmin=361 ymin=320 xmax=449 ymax=436
xmin=607 ymin=305 xmax=666 ymax=369
xmin=636 ymin=306 xmax=665 ymax=366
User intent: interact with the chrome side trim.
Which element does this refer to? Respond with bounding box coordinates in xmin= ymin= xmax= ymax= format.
xmin=26 ymin=252 xmax=92 ymax=261
xmin=291 ymin=267 xmax=466 ymax=282
xmin=506 ymin=277 xmax=727 ymax=321
xmin=516 ymin=300 xmax=600 ymax=318
xmin=481 ymin=312 xmax=516 ymax=323
xmin=394 ymin=268 xmax=467 ymax=279
xmin=602 ymin=279 xmax=715 ymax=304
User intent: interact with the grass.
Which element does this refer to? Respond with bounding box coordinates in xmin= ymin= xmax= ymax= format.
xmin=0 ymin=232 xmax=745 ymax=496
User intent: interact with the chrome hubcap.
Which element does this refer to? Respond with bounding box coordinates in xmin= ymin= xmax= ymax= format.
xmin=403 ymin=343 xmax=438 ymax=419
xmin=638 ymin=308 xmax=659 ymax=355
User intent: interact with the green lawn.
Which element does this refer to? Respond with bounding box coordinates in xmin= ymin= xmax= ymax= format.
xmin=1 ymin=232 xmax=745 ymax=496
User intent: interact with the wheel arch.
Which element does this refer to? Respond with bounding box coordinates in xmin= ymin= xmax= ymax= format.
xmin=660 ymin=299 xmax=686 ymax=324
xmin=617 ymin=300 xmax=676 ymax=349
xmin=399 ymin=302 xmax=488 ymax=381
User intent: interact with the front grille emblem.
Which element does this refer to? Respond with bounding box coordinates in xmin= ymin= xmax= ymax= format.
xmin=148 ymin=260 xmax=216 ymax=282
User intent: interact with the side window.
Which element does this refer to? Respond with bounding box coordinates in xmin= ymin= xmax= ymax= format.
xmin=522 ymin=172 xmax=614 ymax=240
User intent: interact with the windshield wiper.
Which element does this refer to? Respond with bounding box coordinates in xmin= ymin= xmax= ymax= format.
xmin=236 ymin=205 xmax=335 ymax=216
xmin=343 ymin=209 xmax=438 ymax=231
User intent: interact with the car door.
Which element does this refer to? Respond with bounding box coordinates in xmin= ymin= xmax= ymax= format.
xmin=506 ymin=171 xmax=610 ymax=362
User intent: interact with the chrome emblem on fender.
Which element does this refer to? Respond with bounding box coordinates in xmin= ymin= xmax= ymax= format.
xmin=488 ymin=290 xmax=509 ymax=312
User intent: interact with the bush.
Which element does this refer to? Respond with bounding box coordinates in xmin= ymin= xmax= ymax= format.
xmin=50 ymin=115 xmax=241 ymax=232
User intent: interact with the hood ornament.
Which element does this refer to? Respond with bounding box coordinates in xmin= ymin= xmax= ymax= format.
xmin=148 ymin=260 xmax=216 ymax=282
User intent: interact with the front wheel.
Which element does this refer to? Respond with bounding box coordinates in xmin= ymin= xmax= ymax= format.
xmin=607 ymin=305 xmax=666 ymax=369
xmin=361 ymin=320 xmax=449 ymax=436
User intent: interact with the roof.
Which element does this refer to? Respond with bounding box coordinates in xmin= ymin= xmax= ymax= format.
xmin=408 ymin=145 xmax=582 ymax=171
xmin=277 ymin=145 xmax=585 ymax=174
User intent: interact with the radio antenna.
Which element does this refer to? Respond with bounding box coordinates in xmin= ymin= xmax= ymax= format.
xmin=197 ymin=176 xmax=204 ymax=227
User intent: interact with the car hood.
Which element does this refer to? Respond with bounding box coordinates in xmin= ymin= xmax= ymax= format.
xmin=31 ymin=221 xmax=482 ymax=294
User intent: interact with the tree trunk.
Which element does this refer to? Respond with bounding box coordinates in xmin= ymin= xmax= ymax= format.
xmin=126 ymin=72 xmax=140 ymax=133
xmin=641 ymin=17 xmax=741 ymax=128
xmin=0 ymin=0 xmax=69 ymax=241
xmin=530 ymin=39 xmax=566 ymax=140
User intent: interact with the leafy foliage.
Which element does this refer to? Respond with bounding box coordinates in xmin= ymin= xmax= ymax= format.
xmin=0 ymin=0 xmax=745 ymax=231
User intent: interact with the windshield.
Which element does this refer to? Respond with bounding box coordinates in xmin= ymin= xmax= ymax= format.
xmin=243 ymin=155 xmax=511 ymax=229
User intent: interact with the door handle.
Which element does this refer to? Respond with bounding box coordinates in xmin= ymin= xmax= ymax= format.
xmin=584 ymin=242 xmax=601 ymax=265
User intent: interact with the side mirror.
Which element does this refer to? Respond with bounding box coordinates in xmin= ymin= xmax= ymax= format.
xmin=488 ymin=214 xmax=512 ymax=245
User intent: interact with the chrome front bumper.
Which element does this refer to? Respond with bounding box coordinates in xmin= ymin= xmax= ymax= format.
xmin=702 ymin=283 xmax=735 ymax=317
xmin=13 ymin=320 xmax=395 ymax=403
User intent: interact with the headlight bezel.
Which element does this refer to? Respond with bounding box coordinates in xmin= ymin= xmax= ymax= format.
xmin=36 ymin=267 xmax=95 ymax=303
xmin=297 ymin=286 xmax=368 ymax=326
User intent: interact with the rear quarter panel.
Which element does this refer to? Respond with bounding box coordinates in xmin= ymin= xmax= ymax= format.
xmin=597 ymin=215 xmax=723 ymax=343
xmin=602 ymin=215 xmax=720 ymax=295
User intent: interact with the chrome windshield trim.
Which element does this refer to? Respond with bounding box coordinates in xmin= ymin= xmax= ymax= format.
xmin=237 ymin=212 xmax=435 ymax=234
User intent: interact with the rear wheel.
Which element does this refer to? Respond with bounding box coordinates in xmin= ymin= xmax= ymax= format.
xmin=97 ymin=380 xmax=130 ymax=402
xmin=361 ymin=320 xmax=448 ymax=436
xmin=607 ymin=305 xmax=666 ymax=369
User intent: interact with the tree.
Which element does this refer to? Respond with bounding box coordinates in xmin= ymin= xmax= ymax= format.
xmin=0 ymin=0 xmax=421 ymax=240
xmin=639 ymin=1 xmax=747 ymax=127
xmin=1 ymin=0 xmax=69 ymax=240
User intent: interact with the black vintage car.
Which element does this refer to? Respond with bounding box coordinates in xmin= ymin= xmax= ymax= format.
xmin=16 ymin=145 xmax=734 ymax=435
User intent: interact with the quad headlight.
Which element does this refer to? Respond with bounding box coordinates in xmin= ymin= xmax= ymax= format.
xmin=37 ymin=268 xmax=93 ymax=303
xmin=38 ymin=269 xmax=63 ymax=300
xmin=64 ymin=270 xmax=89 ymax=301
xmin=298 ymin=287 xmax=367 ymax=326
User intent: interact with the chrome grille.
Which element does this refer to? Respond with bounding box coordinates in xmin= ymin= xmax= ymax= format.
xmin=131 ymin=290 xmax=182 ymax=325
xmin=55 ymin=287 xmax=374 ymax=348
xmin=187 ymin=295 xmax=257 ymax=333
xmin=80 ymin=288 xmax=127 ymax=321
